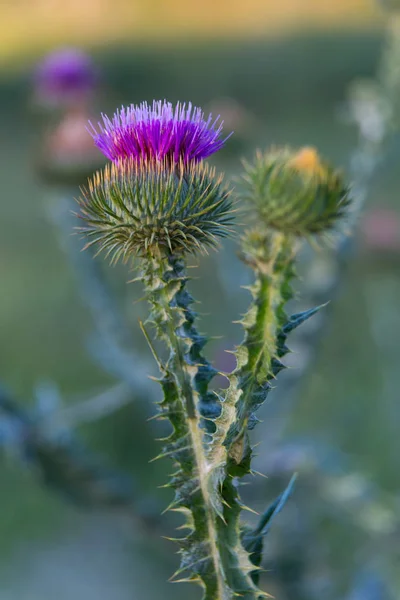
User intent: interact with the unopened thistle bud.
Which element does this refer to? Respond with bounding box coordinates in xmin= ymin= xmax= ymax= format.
xmin=79 ymin=100 xmax=233 ymax=261
xmin=241 ymin=147 xmax=350 ymax=236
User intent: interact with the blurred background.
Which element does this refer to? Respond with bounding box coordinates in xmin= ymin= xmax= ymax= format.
xmin=1 ymin=1 xmax=400 ymax=599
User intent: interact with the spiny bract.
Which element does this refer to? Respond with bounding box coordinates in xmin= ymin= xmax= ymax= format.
xmin=241 ymin=146 xmax=351 ymax=236
xmin=78 ymin=157 xmax=234 ymax=262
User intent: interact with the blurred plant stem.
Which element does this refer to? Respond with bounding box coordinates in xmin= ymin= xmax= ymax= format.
xmin=46 ymin=194 xmax=155 ymax=396
xmin=0 ymin=383 xmax=165 ymax=532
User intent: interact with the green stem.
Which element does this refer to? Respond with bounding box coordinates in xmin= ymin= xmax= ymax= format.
xmin=143 ymin=252 xmax=260 ymax=599
xmin=208 ymin=229 xmax=322 ymax=589
xmin=211 ymin=231 xmax=295 ymax=472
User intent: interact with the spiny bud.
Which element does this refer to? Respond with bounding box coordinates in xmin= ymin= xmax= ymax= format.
xmin=78 ymin=158 xmax=233 ymax=263
xmin=241 ymin=146 xmax=351 ymax=236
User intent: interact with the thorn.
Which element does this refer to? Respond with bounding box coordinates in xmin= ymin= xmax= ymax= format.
xmin=149 ymin=453 xmax=164 ymax=463
xmin=139 ymin=319 xmax=164 ymax=372
xmin=132 ymin=294 xmax=146 ymax=305
xmin=175 ymin=522 xmax=193 ymax=532
xmin=250 ymin=470 xmax=268 ymax=479
xmin=169 ymin=576 xmax=199 ymax=584
xmin=149 ymin=444 xmax=192 ymax=462
xmin=147 ymin=375 xmax=161 ymax=382
xmin=220 ymin=497 xmax=232 ymax=509
xmin=147 ymin=412 xmax=162 ymax=422
xmin=161 ymin=500 xmax=179 ymax=515
xmin=127 ymin=275 xmax=142 ymax=284
xmin=240 ymin=504 xmax=259 ymax=516
xmin=161 ymin=535 xmax=184 ymax=542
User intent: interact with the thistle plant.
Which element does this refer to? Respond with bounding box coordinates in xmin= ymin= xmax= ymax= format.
xmin=76 ymin=99 xmax=351 ymax=599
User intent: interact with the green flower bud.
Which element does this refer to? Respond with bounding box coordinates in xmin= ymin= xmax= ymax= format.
xmin=241 ymin=147 xmax=351 ymax=236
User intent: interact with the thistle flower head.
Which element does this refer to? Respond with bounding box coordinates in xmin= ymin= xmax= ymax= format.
xmin=34 ymin=48 xmax=98 ymax=106
xmin=241 ymin=146 xmax=351 ymax=236
xmin=88 ymin=100 xmax=230 ymax=165
xmin=78 ymin=158 xmax=234 ymax=262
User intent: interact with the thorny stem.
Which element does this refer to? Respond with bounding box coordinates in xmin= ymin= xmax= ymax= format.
xmin=142 ymin=252 xmax=261 ymax=599
xmin=143 ymin=252 xmax=227 ymax=598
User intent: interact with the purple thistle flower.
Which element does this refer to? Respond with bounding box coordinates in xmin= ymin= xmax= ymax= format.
xmin=88 ymin=100 xmax=231 ymax=165
xmin=34 ymin=48 xmax=98 ymax=105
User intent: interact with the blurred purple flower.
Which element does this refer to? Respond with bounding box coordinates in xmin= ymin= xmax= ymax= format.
xmin=361 ymin=208 xmax=400 ymax=252
xmin=88 ymin=100 xmax=231 ymax=164
xmin=34 ymin=48 xmax=98 ymax=105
